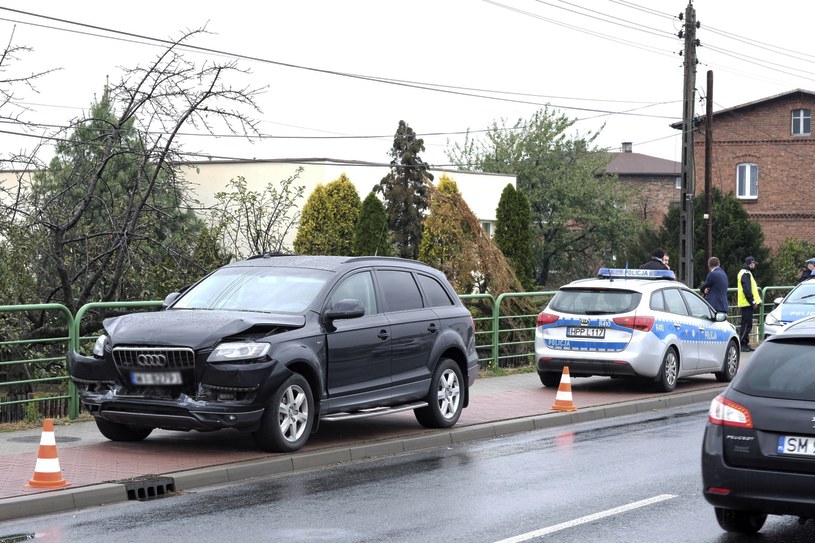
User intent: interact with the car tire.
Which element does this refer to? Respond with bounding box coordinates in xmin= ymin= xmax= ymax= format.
xmin=95 ymin=418 xmax=153 ymax=442
xmin=714 ymin=507 xmax=767 ymax=534
xmin=415 ymin=358 xmax=463 ymax=428
xmin=655 ymin=348 xmax=678 ymax=392
xmin=538 ymin=371 xmax=562 ymax=388
xmin=715 ymin=340 xmax=740 ymax=382
xmin=252 ymin=373 xmax=314 ymax=453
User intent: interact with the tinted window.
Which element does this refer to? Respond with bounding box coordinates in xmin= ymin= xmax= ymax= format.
xmin=417 ymin=274 xmax=453 ymax=307
xmin=650 ymin=290 xmax=666 ymax=312
xmin=681 ymin=289 xmax=713 ymax=319
xmin=378 ymin=270 xmax=423 ymax=312
xmin=549 ymin=289 xmax=641 ymax=315
xmin=329 ymin=271 xmax=377 ymax=315
xmin=174 ymin=267 xmax=330 ymax=313
xmin=663 ymin=288 xmax=689 ymax=316
xmin=734 ymin=340 xmax=815 ymax=400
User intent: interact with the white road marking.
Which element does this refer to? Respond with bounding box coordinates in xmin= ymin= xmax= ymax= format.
xmin=493 ymin=494 xmax=677 ymax=543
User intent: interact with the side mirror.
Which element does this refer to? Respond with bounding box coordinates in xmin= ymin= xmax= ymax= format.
xmin=162 ymin=292 xmax=181 ymax=310
xmin=773 ymin=297 xmax=784 ymax=305
xmin=324 ymin=299 xmax=365 ymax=324
xmin=715 ymin=312 xmax=728 ymax=322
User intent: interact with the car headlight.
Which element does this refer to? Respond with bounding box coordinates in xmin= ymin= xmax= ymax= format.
xmin=92 ymin=335 xmax=108 ymax=357
xmin=208 ymin=342 xmax=271 ymax=362
xmin=764 ymin=312 xmax=781 ymax=326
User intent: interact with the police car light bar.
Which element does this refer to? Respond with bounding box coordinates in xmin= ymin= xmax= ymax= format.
xmin=597 ymin=268 xmax=676 ymax=280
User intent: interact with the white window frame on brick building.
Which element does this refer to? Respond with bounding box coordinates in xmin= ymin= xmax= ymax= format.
xmin=736 ymin=163 xmax=758 ymax=200
xmin=792 ymin=108 xmax=811 ymax=136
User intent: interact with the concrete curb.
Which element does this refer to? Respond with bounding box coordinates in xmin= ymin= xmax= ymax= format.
xmin=0 ymin=388 xmax=720 ymax=523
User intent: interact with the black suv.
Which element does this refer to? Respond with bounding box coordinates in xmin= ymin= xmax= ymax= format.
xmin=68 ymin=255 xmax=479 ymax=452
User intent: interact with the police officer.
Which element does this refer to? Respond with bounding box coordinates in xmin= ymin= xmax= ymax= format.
xmin=737 ymin=256 xmax=760 ymax=352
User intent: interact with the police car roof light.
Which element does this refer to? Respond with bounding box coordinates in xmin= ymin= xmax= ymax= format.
xmin=597 ymin=267 xmax=676 ymax=281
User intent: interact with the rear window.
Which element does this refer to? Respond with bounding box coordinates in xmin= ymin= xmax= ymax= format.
xmin=733 ymin=340 xmax=815 ymax=400
xmin=549 ymin=288 xmax=641 ymax=315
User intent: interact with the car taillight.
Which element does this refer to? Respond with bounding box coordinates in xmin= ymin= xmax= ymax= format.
xmin=536 ymin=312 xmax=559 ymax=326
xmin=612 ymin=315 xmax=654 ymax=332
xmin=708 ymin=395 xmax=753 ymax=428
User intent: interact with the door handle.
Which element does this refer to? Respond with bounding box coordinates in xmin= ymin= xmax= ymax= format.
xmin=427 ymin=323 xmax=438 ymax=334
xmin=378 ymin=330 xmax=390 ymax=340
xmin=673 ymin=323 xmax=681 ymax=329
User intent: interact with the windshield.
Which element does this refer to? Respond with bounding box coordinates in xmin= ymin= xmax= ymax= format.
xmin=786 ymin=284 xmax=815 ymax=304
xmin=173 ymin=266 xmax=332 ymax=313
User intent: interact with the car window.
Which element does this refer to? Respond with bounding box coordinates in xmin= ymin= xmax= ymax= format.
xmin=329 ymin=271 xmax=377 ymax=315
xmin=173 ymin=267 xmax=330 ymax=313
xmin=549 ymin=288 xmax=641 ymax=315
xmin=417 ymin=274 xmax=454 ymax=307
xmin=786 ymin=284 xmax=815 ymax=304
xmin=662 ymin=288 xmax=690 ymax=316
xmin=734 ymin=340 xmax=815 ymax=400
xmin=377 ymin=270 xmax=423 ymax=312
xmin=681 ymin=289 xmax=714 ymax=319
xmin=650 ymin=290 xmax=666 ymax=312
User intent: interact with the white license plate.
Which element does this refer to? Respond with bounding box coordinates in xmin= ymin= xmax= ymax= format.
xmin=566 ymin=326 xmax=605 ymax=338
xmin=777 ymin=435 xmax=815 ymax=456
xmin=131 ymin=371 xmax=182 ymax=386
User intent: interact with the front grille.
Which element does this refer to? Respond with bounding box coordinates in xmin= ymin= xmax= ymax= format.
xmin=112 ymin=347 xmax=196 ymax=371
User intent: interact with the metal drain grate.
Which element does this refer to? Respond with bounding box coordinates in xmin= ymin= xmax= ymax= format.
xmin=124 ymin=476 xmax=176 ymax=501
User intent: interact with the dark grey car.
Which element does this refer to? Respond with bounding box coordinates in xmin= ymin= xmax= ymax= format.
xmin=68 ymin=255 xmax=479 ymax=452
xmin=702 ymin=316 xmax=815 ymax=533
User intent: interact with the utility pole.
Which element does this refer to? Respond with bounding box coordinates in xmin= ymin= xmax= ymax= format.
xmin=678 ymin=1 xmax=699 ymax=287
xmin=705 ymin=70 xmax=713 ymax=263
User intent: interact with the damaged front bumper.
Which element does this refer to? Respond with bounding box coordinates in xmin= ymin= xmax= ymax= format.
xmin=68 ymin=350 xmax=291 ymax=432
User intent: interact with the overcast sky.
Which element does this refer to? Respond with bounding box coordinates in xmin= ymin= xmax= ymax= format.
xmin=0 ymin=1 xmax=811 ymax=169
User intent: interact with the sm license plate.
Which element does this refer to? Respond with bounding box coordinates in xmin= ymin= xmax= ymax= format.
xmin=131 ymin=371 xmax=182 ymax=386
xmin=566 ymin=326 xmax=605 ymax=338
xmin=777 ymin=435 xmax=815 ymax=456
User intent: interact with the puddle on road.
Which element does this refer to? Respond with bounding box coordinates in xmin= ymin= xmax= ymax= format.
xmin=0 ymin=534 xmax=35 ymax=543
xmin=6 ymin=436 xmax=80 ymax=444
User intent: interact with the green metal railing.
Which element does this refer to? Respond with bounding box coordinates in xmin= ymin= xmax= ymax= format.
xmin=492 ymin=291 xmax=556 ymax=369
xmin=0 ymin=284 xmax=800 ymax=422
xmin=0 ymin=304 xmax=74 ymax=423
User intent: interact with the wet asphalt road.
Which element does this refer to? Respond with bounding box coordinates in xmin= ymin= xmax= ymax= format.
xmin=2 ymin=403 xmax=815 ymax=543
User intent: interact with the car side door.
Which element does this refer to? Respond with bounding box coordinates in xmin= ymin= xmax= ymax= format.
xmin=323 ymin=270 xmax=392 ymax=409
xmin=375 ymin=268 xmax=440 ymax=401
xmin=661 ymin=287 xmax=700 ymax=369
xmin=680 ymin=288 xmax=724 ymax=370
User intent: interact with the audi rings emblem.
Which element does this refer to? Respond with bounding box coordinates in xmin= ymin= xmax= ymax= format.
xmin=137 ymin=353 xmax=167 ymax=367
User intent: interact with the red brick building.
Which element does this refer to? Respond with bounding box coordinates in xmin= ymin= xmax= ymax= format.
xmin=689 ymin=89 xmax=815 ymax=250
xmin=606 ymin=142 xmax=681 ymax=229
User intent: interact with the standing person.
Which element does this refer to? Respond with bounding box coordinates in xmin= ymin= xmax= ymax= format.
xmin=700 ymin=256 xmax=729 ymax=313
xmin=799 ymin=258 xmax=815 ymax=282
xmin=640 ymin=248 xmax=669 ymax=270
xmin=737 ymin=256 xmax=761 ymax=352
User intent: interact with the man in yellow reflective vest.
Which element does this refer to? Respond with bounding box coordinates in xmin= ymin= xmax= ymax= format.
xmin=737 ymin=256 xmax=760 ymax=352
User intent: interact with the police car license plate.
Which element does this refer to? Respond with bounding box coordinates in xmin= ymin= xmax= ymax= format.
xmin=131 ymin=372 xmax=182 ymax=386
xmin=566 ymin=326 xmax=605 ymax=338
xmin=777 ymin=435 xmax=815 ymax=456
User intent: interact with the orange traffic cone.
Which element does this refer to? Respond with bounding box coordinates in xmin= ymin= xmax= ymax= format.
xmin=25 ymin=418 xmax=70 ymax=489
xmin=550 ymin=366 xmax=577 ymax=412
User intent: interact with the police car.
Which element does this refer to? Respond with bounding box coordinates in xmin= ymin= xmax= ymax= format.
xmin=763 ymin=278 xmax=815 ymax=338
xmin=535 ymin=268 xmax=740 ymax=392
